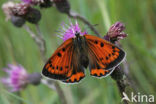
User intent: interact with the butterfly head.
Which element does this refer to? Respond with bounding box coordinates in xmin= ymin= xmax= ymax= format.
xmin=74 ymin=31 xmax=84 ymax=48
xmin=75 ymin=31 xmax=80 ymax=37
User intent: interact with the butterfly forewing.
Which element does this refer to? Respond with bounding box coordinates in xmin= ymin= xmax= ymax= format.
xmin=84 ymin=34 xmax=125 ymax=77
xmin=42 ymin=38 xmax=74 ymax=80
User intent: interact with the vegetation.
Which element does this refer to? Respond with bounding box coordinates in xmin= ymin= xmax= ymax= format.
xmin=0 ymin=0 xmax=156 ymax=104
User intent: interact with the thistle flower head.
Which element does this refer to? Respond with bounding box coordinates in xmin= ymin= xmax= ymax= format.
xmin=22 ymin=0 xmax=32 ymax=4
xmin=104 ymin=22 xmax=127 ymax=43
xmin=1 ymin=64 xmax=28 ymax=92
xmin=57 ymin=21 xmax=87 ymax=41
xmin=53 ymin=0 xmax=70 ymax=14
xmin=22 ymin=0 xmax=53 ymax=8
xmin=2 ymin=1 xmax=30 ymax=20
xmin=11 ymin=3 xmax=30 ymax=16
xmin=2 ymin=1 xmax=16 ymax=21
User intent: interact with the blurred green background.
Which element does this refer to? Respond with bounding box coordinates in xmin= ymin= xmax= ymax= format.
xmin=0 ymin=0 xmax=156 ymax=104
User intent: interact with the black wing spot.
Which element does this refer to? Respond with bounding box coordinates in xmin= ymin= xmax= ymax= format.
xmin=74 ymin=79 xmax=77 ymax=82
xmin=60 ymin=67 xmax=63 ymax=71
xmin=106 ymin=56 xmax=109 ymax=60
xmin=62 ymin=48 xmax=65 ymax=52
xmin=57 ymin=52 xmax=62 ymax=57
xmin=112 ymin=53 xmax=115 ymax=56
xmin=100 ymin=42 xmax=104 ymax=47
xmin=94 ymin=73 xmax=98 ymax=76
xmin=56 ymin=66 xmax=58 ymax=69
xmin=65 ymin=66 xmax=69 ymax=68
xmin=50 ymin=64 xmax=52 ymax=67
xmin=113 ymin=50 xmax=116 ymax=52
xmin=100 ymin=73 xmax=103 ymax=76
xmin=52 ymin=66 xmax=54 ymax=69
xmin=109 ymin=54 xmax=111 ymax=57
xmin=112 ymin=46 xmax=115 ymax=49
xmin=79 ymin=76 xmax=83 ymax=80
xmin=94 ymin=41 xmax=98 ymax=44
xmin=97 ymin=65 xmax=100 ymax=69
xmin=69 ymin=79 xmax=71 ymax=82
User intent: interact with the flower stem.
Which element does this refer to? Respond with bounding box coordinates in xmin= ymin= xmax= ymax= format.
xmin=23 ymin=25 xmax=68 ymax=104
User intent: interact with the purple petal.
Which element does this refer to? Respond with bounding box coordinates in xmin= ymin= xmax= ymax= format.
xmin=1 ymin=78 xmax=9 ymax=84
xmin=1 ymin=64 xmax=28 ymax=92
xmin=22 ymin=0 xmax=32 ymax=4
xmin=58 ymin=21 xmax=87 ymax=41
xmin=8 ymin=64 xmax=18 ymax=70
xmin=105 ymin=22 xmax=127 ymax=42
xmin=2 ymin=68 xmax=11 ymax=73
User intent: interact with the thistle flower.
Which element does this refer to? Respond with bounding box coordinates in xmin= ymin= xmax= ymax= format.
xmin=11 ymin=3 xmax=30 ymax=16
xmin=104 ymin=22 xmax=127 ymax=43
xmin=22 ymin=0 xmax=40 ymax=5
xmin=1 ymin=64 xmax=29 ymax=92
xmin=22 ymin=0 xmax=53 ymax=8
xmin=22 ymin=0 xmax=32 ymax=4
xmin=57 ymin=21 xmax=87 ymax=41
xmin=2 ymin=1 xmax=16 ymax=21
xmin=11 ymin=3 xmax=41 ymax=24
xmin=2 ymin=1 xmax=41 ymax=26
xmin=1 ymin=64 xmax=42 ymax=92
xmin=104 ymin=22 xmax=127 ymax=81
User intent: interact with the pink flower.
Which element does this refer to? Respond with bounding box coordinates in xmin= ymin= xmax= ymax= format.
xmin=104 ymin=22 xmax=127 ymax=43
xmin=22 ymin=0 xmax=32 ymax=4
xmin=1 ymin=64 xmax=28 ymax=92
xmin=57 ymin=21 xmax=87 ymax=41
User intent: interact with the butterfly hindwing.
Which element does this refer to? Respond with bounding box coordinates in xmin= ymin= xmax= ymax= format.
xmin=62 ymin=66 xmax=85 ymax=83
xmin=42 ymin=38 xmax=74 ymax=80
xmin=62 ymin=44 xmax=86 ymax=83
xmin=85 ymin=34 xmax=125 ymax=77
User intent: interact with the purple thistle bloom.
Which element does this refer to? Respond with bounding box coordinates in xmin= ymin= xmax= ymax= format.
xmin=1 ymin=64 xmax=28 ymax=92
xmin=104 ymin=22 xmax=127 ymax=43
xmin=57 ymin=21 xmax=87 ymax=41
xmin=22 ymin=0 xmax=32 ymax=4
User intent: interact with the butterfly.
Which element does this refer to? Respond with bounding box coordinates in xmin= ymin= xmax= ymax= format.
xmin=42 ymin=32 xmax=125 ymax=83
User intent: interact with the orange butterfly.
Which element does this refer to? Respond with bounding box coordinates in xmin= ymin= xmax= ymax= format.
xmin=42 ymin=22 xmax=125 ymax=83
xmin=42 ymin=33 xmax=125 ymax=83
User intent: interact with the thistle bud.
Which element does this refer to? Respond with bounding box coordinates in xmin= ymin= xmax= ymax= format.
xmin=2 ymin=1 xmax=16 ymax=21
xmin=11 ymin=15 xmax=26 ymax=27
xmin=40 ymin=0 xmax=53 ymax=8
xmin=53 ymin=0 xmax=70 ymax=14
xmin=28 ymin=73 xmax=42 ymax=85
xmin=104 ymin=22 xmax=127 ymax=43
xmin=24 ymin=8 xmax=41 ymax=24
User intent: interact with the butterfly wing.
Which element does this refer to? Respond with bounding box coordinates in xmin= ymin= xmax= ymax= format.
xmin=42 ymin=38 xmax=74 ymax=80
xmin=42 ymin=38 xmax=85 ymax=83
xmin=62 ymin=43 xmax=86 ymax=83
xmin=84 ymin=34 xmax=125 ymax=77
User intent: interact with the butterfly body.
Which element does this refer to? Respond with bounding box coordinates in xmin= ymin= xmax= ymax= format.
xmin=42 ymin=33 xmax=125 ymax=83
